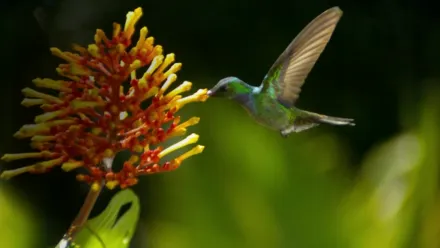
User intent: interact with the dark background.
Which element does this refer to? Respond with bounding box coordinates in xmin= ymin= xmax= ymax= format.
xmin=1 ymin=0 xmax=440 ymax=247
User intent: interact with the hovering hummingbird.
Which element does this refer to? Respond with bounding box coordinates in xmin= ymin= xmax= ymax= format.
xmin=207 ymin=6 xmax=355 ymax=137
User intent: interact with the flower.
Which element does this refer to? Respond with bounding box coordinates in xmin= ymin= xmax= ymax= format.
xmin=0 ymin=7 xmax=208 ymax=189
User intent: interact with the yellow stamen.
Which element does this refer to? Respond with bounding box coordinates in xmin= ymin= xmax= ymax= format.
xmin=168 ymin=128 xmax=187 ymax=138
xmin=78 ymin=113 xmax=90 ymax=122
xmin=133 ymin=120 xmax=143 ymax=128
xmin=50 ymin=47 xmax=78 ymax=63
xmin=87 ymin=88 xmax=99 ymax=97
xmin=143 ymin=143 xmax=150 ymax=151
xmin=143 ymin=87 xmax=159 ymax=100
xmin=147 ymin=45 xmax=163 ymax=62
xmin=91 ymin=127 xmax=102 ymax=135
xmin=14 ymin=124 xmax=49 ymax=138
xmin=22 ymin=88 xmax=63 ymax=104
xmin=173 ymin=145 xmax=205 ymax=165
xmin=14 ymin=120 xmax=75 ymax=138
xmin=70 ymin=63 xmax=93 ymax=76
xmin=70 ymin=100 xmax=106 ymax=110
xmin=94 ymin=29 xmax=107 ymax=44
xmin=62 ymin=161 xmax=84 ymax=172
xmin=87 ymin=44 xmax=101 ymax=58
xmin=175 ymin=88 xmax=209 ymax=109
xmin=166 ymin=81 xmax=192 ymax=98
xmin=72 ymin=44 xmax=88 ymax=54
xmin=130 ymin=70 xmax=137 ymax=80
xmin=133 ymin=145 xmax=144 ymax=153
xmin=163 ymin=63 xmax=182 ymax=78
xmin=21 ymin=98 xmax=46 ymax=107
xmin=143 ymin=37 xmax=155 ymax=50
xmin=129 ymin=60 xmax=142 ymax=71
xmin=91 ymin=182 xmax=101 ymax=191
xmin=104 ymin=149 xmax=114 ymax=158
xmin=135 ymin=27 xmax=148 ymax=50
xmin=48 ymin=120 xmax=76 ymax=126
xmin=106 ymin=180 xmax=119 ymax=190
xmin=175 ymin=117 xmax=200 ymax=130
xmin=137 ymin=55 xmax=163 ymax=88
xmin=119 ymin=86 xmax=128 ymax=98
xmin=32 ymin=78 xmax=71 ymax=92
xmin=158 ymin=133 xmax=199 ymax=158
xmin=160 ymin=74 xmax=177 ymax=93
xmin=112 ymin=22 xmax=121 ymax=38
xmin=1 ymin=157 xmax=66 ymax=179
xmin=55 ymin=68 xmax=81 ymax=82
xmin=1 ymin=167 xmax=30 ymax=179
xmin=156 ymin=53 xmax=175 ymax=74
xmin=34 ymin=109 xmax=69 ymax=123
xmin=144 ymin=55 xmax=164 ymax=77
xmin=124 ymin=7 xmax=143 ymax=38
xmin=164 ymin=95 xmax=182 ymax=108
xmin=1 ymin=151 xmax=56 ymax=162
xmin=36 ymin=157 xmax=64 ymax=169
xmin=129 ymin=155 xmax=139 ymax=164
xmin=116 ymin=43 xmax=125 ymax=53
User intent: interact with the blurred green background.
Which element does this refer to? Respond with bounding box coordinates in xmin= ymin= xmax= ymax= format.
xmin=1 ymin=0 xmax=440 ymax=247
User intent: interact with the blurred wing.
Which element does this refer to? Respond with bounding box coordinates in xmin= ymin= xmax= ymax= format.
xmin=261 ymin=7 xmax=343 ymax=107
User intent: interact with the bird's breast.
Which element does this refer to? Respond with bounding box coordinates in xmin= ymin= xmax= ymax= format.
xmin=241 ymin=95 xmax=291 ymax=130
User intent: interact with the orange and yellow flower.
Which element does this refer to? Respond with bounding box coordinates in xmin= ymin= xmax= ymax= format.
xmin=0 ymin=7 xmax=208 ymax=189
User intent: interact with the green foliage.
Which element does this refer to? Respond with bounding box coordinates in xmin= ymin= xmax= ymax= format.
xmin=55 ymin=189 xmax=140 ymax=248
xmin=0 ymin=184 xmax=37 ymax=248
xmin=141 ymin=85 xmax=440 ymax=248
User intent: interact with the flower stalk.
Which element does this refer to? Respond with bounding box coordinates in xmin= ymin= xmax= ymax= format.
xmin=63 ymin=180 xmax=104 ymax=243
xmin=62 ymin=157 xmax=113 ymax=245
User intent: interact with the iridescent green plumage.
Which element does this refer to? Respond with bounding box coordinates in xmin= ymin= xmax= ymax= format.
xmin=208 ymin=7 xmax=355 ymax=137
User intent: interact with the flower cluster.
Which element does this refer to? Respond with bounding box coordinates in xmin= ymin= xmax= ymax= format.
xmin=0 ymin=7 xmax=208 ymax=189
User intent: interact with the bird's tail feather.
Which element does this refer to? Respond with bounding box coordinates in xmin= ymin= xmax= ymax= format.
xmin=299 ymin=110 xmax=355 ymax=126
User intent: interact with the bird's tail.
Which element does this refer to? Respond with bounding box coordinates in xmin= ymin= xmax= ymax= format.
xmin=299 ymin=110 xmax=355 ymax=126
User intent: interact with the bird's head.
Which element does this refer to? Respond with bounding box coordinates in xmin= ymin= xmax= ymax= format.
xmin=207 ymin=77 xmax=252 ymax=99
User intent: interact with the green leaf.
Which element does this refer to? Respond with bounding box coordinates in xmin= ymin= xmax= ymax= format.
xmin=0 ymin=184 xmax=38 ymax=248
xmin=56 ymin=189 xmax=140 ymax=248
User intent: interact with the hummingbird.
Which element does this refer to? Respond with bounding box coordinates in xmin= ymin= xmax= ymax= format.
xmin=207 ymin=6 xmax=355 ymax=137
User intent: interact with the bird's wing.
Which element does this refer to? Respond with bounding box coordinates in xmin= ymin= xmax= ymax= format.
xmin=261 ymin=7 xmax=343 ymax=107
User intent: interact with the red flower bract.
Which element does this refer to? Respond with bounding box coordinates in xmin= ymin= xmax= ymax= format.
xmin=1 ymin=7 xmax=208 ymax=189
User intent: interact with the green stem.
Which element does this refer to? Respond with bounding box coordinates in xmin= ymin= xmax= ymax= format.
xmin=60 ymin=180 xmax=104 ymax=247
xmin=68 ymin=180 xmax=104 ymax=237
xmin=60 ymin=157 xmax=113 ymax=247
